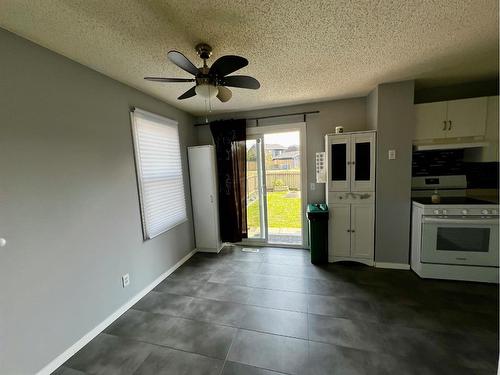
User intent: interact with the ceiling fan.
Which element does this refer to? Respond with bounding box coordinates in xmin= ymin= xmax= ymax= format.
xmin=144 ymin=43 xmax=260 ymax=103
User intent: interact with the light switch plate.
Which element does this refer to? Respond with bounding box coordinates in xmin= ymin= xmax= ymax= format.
xmin=310 ymin=182 xmax=316 ymax=191
xmin=122 ymin=273 xmax=130 ymax=288
xmin=388 ymin=150 xmax=396 ymax=160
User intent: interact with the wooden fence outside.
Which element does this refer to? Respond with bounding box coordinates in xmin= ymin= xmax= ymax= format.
xmin=247 ymin=170 xmax=301 ymax=196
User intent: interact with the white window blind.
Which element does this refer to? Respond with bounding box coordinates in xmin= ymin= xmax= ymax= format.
xmin=130 ymin=108 xmax=187 ymax=239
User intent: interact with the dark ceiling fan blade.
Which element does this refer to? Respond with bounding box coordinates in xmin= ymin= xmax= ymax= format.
xmin=216 ymin=86 xmax=232 ymax=102
xmin=221 ymin=75 xmax=260 ymax=89
xmin=167 ymin=50 xmax=200 ymax=76
xmin=178 ymin=86 xmax=197 ymax=100
xmin=209 ymin=55 xmax=248 ymax=77
xmin=144 ymin=77 xmax=196 ymax=82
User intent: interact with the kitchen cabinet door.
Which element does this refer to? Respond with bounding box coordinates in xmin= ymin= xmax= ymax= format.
xmin=483 ymin=96 xmax=499 ymax=161
xmin=414 ymin=101 xmax=448 ymax=141
xmin=326 ymin=135 xmax=351 ymax=191
xmin=351 ymin=132 xmax=376 ymax=192
xmin=350 ymin=204 xmax=374 ymax=259
xmin=329 ymin=204 xmax=351 ymax=258
xmin=446 ymin=97 xmax=487 ymax=138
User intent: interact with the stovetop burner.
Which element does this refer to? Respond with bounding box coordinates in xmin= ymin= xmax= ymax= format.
xmin=411 ymin=197 xmax=493 ymax=205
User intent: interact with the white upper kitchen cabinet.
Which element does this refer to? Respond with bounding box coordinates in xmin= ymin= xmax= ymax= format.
xmin=414 ymin=97 xmax=488 ymax=141
xmin=414 ymin=101 xmax=448 ymax=140
xmin=446 ymin=97 xmax=487 ymax=138
xmin=484 ymin=96 xmax=499 ymax=161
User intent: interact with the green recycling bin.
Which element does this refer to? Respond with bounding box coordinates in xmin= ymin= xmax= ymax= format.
xmin=306 ymin=203 xmax=329 ymax=264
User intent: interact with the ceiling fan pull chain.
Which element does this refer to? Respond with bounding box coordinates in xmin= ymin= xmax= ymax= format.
xmin=208 ymin=88 xmax=213 ymax=113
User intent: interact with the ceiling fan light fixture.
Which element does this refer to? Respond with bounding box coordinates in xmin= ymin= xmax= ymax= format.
xmin=195 ymin=83 xmax=218 ymax=99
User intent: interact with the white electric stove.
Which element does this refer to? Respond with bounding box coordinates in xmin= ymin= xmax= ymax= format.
xmin=411 ymin=175 xmax=499 ymax=283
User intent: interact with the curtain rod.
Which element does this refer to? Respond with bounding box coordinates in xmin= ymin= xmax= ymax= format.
xmin=194 ymin=110 xmax=320 ymax=126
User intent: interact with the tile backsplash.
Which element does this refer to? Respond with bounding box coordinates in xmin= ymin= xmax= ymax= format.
xmin=412 ymin=149 xmax=498 ymax=189
xmin=412 ymin=150 xmax=464 ymax=177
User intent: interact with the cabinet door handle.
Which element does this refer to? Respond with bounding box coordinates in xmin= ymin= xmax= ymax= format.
xmin=347 ymin=229 xmax=351 ymax=232
xmin=448 ymin=120 xmax=452 ymax=131
xmin=442 ymin=120 xmax=447 ymax=131
xmin=351 ymin=229 xmax=356 ymax=233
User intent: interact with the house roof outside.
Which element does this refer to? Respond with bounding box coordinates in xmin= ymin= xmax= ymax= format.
xmin=273 ymin=151 xmax=300 ymax=160
xmin=265 ymin=143 xmax=287 ymax=151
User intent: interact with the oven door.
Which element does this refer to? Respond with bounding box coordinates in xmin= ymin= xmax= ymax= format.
xmin=421 ymin=216 xmax=499 ymax=266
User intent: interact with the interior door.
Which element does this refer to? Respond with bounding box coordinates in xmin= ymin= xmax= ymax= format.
xmin=446 ymin=97 xmax=487 ymax=138
xmin=350 ymin=133 xmax=375 ymax=192
xmin=329 ymin=203 xmax=351 ymax=258
xmin=414 ymin=102 xmax=448 ymax=141
xmin=350 ymin=204 xmax=374 ymax=259
xmin=327 ymin=135 xmax=350 ymax=191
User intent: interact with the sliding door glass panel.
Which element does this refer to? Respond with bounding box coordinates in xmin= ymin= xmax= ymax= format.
xmin=354 ymin=142 xmax=371 ymax=181
xmin=264 ymin=131 xmax=302 ymax=245
xmin=331 ymin=144 xmax=347 ymax=181
xmin=246 ymin=139 xmax=265 ymax=240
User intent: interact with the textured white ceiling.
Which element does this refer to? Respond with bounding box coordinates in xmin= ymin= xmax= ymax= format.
xmin=0 ymin=0 xmax=498 ymax=115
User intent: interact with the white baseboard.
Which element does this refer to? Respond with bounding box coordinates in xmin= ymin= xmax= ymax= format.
xmin=375 ymin=262 xmax=410 ymax=270
xmin=37 ymin=248 xmax=197 ymax=375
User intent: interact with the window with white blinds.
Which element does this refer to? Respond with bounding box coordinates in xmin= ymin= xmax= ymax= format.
xmin=130 ymin=108 xmax=187 ymax=240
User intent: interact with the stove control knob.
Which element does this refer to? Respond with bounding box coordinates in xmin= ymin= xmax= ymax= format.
xmin=433 ymin=209 xmax=440 ymax=215
xmin=493 ymin=210 xmax=498 ymax=215
xmin=481 ymin=209 xmax=489 ymax=215
xmin=442 ymin=209 xmax=448 ymax=215
xmin=461 ymin=209 xmax=468 ymax=215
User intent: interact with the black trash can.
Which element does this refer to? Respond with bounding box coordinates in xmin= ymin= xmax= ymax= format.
xmin=306 ymin=203 xmax=329 ymax=264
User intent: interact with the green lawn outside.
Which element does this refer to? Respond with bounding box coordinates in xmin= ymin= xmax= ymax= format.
xmin=247 ymin=191 xmax=302 ymax=229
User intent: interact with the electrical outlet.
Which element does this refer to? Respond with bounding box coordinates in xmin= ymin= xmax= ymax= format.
xmin=122 ymin=273 xmax=130 ymax=288
xmin=310 ymin=182 xmax=316 ymax=191
xmin=388 ymin=149 xmax=396 ymax=160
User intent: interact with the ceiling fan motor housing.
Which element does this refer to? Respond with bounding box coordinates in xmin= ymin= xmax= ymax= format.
xmin=195 ymin=43 xmax=212 ymax=60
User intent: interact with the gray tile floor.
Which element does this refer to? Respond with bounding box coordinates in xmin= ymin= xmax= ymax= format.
xmin=54 ymin=246 xmax=499 ymax=375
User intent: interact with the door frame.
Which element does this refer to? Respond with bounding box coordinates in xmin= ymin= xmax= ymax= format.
xmin=243 ymin=122 xmax=308 ymax=249
xmin=245 ymin=134 xmax=269 ymax=243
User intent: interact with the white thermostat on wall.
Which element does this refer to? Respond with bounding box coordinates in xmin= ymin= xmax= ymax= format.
xmin=315 ymin=152 xmax=326 ymax=183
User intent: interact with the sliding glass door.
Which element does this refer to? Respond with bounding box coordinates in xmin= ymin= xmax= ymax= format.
xmin=245 ymin=124 xmax=307 ymax=248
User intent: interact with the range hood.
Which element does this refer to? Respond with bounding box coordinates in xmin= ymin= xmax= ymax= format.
xmin=413 ymin=140 xmax=489 ymax=151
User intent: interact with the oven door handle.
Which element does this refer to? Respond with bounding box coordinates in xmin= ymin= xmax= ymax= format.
xmin=422 ymin=217 xmax=499 ymax=225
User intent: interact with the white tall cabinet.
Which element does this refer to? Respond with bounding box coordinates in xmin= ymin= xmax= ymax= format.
xmin=188 ymin=145 xmax=222 ymax=253
xmin=325 ymin=131 xmax=376 ymax=265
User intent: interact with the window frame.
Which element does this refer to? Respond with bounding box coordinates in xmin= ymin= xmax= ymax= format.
xmin=130 ymin=107 xmax=188 ymax=240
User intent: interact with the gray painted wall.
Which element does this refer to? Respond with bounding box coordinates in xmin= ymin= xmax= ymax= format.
xmin=0 ymin=29 xmax=196 ymax=374
xmin=196 ymin=98 xmax=367 ymax=203
xmin=366 ymin=87 xmax=378 ymax=131
xmin=370 ymin=81 xmax=415 ymax=264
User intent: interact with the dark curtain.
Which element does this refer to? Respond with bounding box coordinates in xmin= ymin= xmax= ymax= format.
xmin=210 ymin=119 xmax=247 ymax=242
